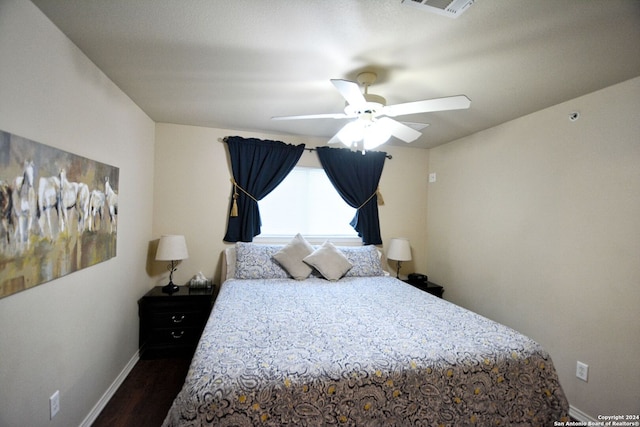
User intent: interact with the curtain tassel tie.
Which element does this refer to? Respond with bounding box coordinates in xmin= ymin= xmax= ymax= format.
xmin=357 ymin=186 xmax=384 ymax=210
xmin=376 ymin=186 xmax=385 ymax=206
xmin=229 ymin=178 xmax=259 ymax=217
xmin=230 ymin=179 xmax=239 ymax=217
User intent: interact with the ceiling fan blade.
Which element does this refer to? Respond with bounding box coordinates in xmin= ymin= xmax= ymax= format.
xmin=328 ymin=131 xmax=344 ymax=145
xmin=331 ymin=79 xmax=366 ymax=106
xmin=272 ymin=112 xmax=349 ymax=120
xmin=377 ymin=117 xmax=423 ymax=143
xmin=400 ymin=121 xmax=430 ymax=131
xmin=384 ymin=95 xmax=471 ymax=117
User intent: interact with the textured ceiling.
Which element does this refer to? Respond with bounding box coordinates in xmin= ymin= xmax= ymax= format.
xmin=31 ymin=0 xmax=640 ymax=149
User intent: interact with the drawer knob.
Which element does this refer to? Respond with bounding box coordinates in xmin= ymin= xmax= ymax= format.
xmin=172 ymin=314 xmax=185 ymax=323
xmin=171 ymin=331 xmax=185 ymax=339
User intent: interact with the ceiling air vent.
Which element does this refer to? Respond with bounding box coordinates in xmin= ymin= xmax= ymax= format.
xmin=401 ymin=0 xmax=476 ymax=18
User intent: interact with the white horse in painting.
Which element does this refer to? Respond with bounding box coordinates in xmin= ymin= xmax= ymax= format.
xmin=12 ymin=160 xmax=37 ymax=244
xmin=38 ymin=174 xmax=61 ymax=239
xmin=105 ymin=177 xmax=118 ymax=233
xmin=75 ymin=182 xmax=90 ymax=233
xmin=60 ymin=169 xmax=90 ymax=233
xmin=59 ymin=168 xmax=86 ymax=233
xmin=88 ymin=189 xmax=105 ymax=232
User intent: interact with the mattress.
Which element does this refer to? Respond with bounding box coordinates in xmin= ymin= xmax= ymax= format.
xmin=162 ymin=276 xmax=568 ymax=426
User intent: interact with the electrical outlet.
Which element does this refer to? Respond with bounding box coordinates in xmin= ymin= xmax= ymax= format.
xmin=429 ymin=173 xmax=437 ymax=183
xmin=576 ymin=361 xmax=589 ymax=382
xmin=49 ymin=390 xmax=60 ymax=419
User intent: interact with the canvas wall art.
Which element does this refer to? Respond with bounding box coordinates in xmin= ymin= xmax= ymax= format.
xmin=0 ymin=130 xmax=119 ymax=299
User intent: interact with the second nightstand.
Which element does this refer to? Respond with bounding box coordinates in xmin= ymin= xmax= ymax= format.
xmin=138 ymin=286 xmax=216 ymax=359
xmin=404 ymin=280 xmax=445 ymax=298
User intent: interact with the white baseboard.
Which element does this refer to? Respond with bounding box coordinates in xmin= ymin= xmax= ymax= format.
xmin=78 ymin=350 xmax=140 ymax=427
xmin=570 ymin=405 xmax=597 ymax=423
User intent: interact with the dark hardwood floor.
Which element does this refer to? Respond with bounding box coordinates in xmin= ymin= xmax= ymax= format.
xmin=92 ymin=357 xmax=191 ymax=427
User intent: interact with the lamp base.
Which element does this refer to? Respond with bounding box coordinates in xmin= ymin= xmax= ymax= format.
xmin=162 ymin=282 xmax=179 ymax=294
xmin=395 ymin=260 xmax=403 ymax=278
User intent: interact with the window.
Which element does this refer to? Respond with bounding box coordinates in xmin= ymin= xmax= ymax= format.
xmin=257 ymin=167 xmax=358 ymax=241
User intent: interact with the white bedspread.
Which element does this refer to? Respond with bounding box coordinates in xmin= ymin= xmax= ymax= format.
xmin=163 ymin=276 xmax=569 ymax=426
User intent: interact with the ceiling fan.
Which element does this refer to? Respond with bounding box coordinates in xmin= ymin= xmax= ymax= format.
xmin=272 ymin=71 xmax=471 ymax=150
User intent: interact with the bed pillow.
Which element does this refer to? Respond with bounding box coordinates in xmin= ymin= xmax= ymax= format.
xmin=303 ymin=241 xmax=352 ymax=281
xmin=235 ymin=242 xmax=289 ymax=279
xmin=272 ymin=234 xmax=314 ymax=280
xmin=339 ymin=245 xmax=386 ymax=277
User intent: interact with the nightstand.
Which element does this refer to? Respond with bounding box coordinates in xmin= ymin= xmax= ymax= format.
xmin=138 ymin=286 xmax=216 ymax=359
xmin=404 ymin=280 xmax=444 ymax=298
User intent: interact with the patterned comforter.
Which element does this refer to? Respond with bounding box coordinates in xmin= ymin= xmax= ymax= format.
xmin=163 ymin=277 xmax=568 ymax=426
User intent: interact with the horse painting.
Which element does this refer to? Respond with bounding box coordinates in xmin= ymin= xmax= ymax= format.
xmin=1 ymin=129 xmax=119 ymax=299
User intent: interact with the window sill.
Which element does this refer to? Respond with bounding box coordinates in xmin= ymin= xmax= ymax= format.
xmin=254 ymin=235 xmax=362 ymax=246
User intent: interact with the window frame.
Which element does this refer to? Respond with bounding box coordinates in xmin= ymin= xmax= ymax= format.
xmin=254 ymin=166 xmax=362 ymax=245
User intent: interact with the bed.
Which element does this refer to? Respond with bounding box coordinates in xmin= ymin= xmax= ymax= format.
xmin=163 ymin=238 xmax=569 ymax=426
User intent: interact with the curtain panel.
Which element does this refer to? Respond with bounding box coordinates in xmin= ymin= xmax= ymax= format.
xmin=316 ymin=146 xmax=386 ymax=245
xmin=223 ymin=136 xmax=305 ymax=242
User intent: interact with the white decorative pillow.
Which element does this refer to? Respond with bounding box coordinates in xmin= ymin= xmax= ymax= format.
xmin=339 ymin=245 xmax=386 ymax=277
xmin=235 ymin=242 xmax=289 ymax=279
xmin=272 ymin=234 xmax=314 ymax=280
xmin=303 ymin=241 xmax=353 ymax=281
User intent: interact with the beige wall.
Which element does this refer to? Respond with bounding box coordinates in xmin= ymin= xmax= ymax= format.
xmin=152 ymin=124 xmax=430 ymax=285
xmin=427 ymin=77 xmax=640 ymax=418
xmin=0 ymin=1 xmax=155 ymax=426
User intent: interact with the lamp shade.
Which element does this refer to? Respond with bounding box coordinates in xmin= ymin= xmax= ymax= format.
xmin=386 ymin=237 xmax=412 ymax=262
xmin=155 ymin=235 xmax=189 ymax=261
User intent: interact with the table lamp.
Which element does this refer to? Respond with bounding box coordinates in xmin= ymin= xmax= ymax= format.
xmin=387 ymin=237 xmax=412 ymax=278
xmin=156 ymin=235 xmax=189 ymax=294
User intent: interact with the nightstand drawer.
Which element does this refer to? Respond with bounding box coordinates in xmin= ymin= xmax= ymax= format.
xmin=148 ymin=309 xmax=207 ymax=328
xmin=147 ymin=326 xmax=203 ymax=346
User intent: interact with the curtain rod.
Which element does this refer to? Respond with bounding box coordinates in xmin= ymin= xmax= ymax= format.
xmin=218 ymin=137 xmax=392 ymax=159
xmin=303 ymin=147 xmax=392 ymax=160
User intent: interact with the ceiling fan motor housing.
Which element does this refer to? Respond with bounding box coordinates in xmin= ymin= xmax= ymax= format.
xmin=350 ymin=72 xmax=387 ymax=115
xmin=357 ymin=71 xmax=378 ymax=86
xmin=345 ymin=99 xmax=385 ymax=117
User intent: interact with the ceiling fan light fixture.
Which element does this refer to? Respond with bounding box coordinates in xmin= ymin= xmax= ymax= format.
xmin=335 ymin=120 xmax=365 ymax=147
xmin=332 ymin=117 xmax=392 ymax=151
xmin=363 ymin=121 xmax=392 ymax=150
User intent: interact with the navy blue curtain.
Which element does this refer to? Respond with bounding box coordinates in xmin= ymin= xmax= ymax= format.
xmin=316 ymin=147 xmax=387 ymax=245
xmin=223 ymin=136 xmax=305 ymax=242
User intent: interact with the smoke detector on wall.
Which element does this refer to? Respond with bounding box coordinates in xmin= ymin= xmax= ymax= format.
xmin=401 ymin=0 xmax=476 ymax=18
